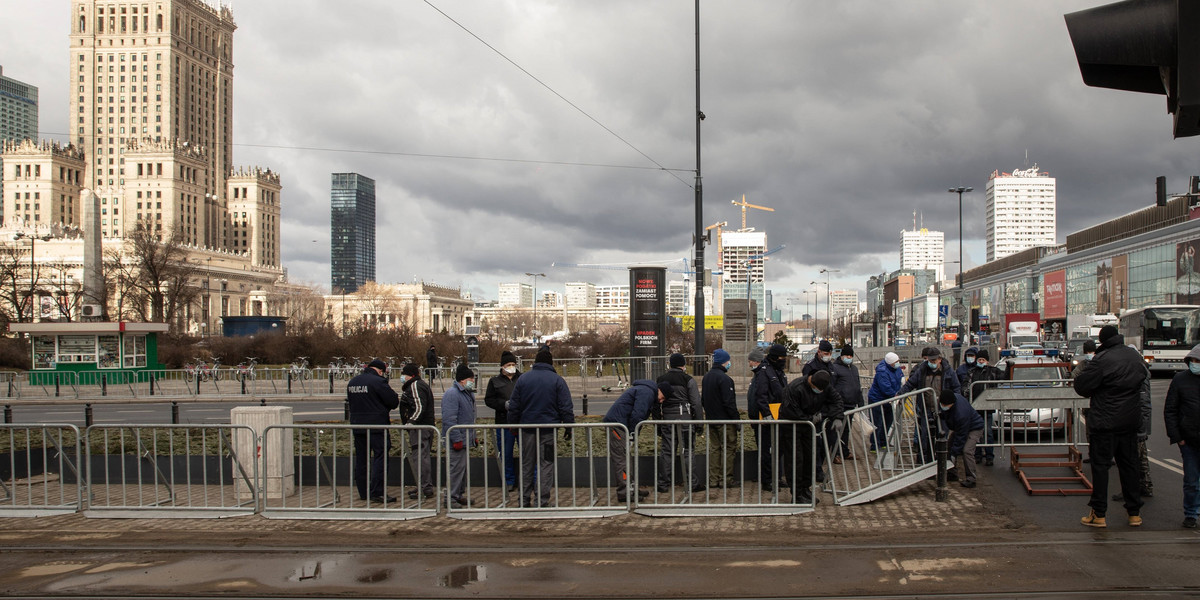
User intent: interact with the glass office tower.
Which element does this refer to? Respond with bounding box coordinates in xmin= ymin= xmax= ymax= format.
xmin=331 ymin=173 xmax=376 ymax=294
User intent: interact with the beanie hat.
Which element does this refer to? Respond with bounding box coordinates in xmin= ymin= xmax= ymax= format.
xmin=535 ymin=349 xmax=553 ymax=365
xmin=1098 ymin=325 xmax=1118 ymax=344
xmin=401 ymin=363 xmax=421 ymax=377
xmin=500 ymin=351 xmax=518 ymax=366
xmin=669 ymin=353 xmax=686 ymax=368
xmin=712 ymin=348 xmax=731 ymax=365
xmin=657 ymin=381 xmax=674 ymax=398
xmin=768 ymin=344 xmax=788 ymax=358
xmin=1082 ymin=340 xmax=1098 ymax=354
xmin=884 ymin=352 xmax=900 ymax=366
xmin=368 ymin=358 xmax=388 ymax=372
xmin=818 ymin=340 xmax=833 ymax=352
xmin=939 ymin=389 xmax=957 ymax=407
xmin=455 ymin=363 xmax=474 ymax=382
xmin=921 ymin=346 xmax=942 ymax=358
xmin=810 ymin=370 xmax=831 ymax=391
xmin=748 ymin=348 xmax=766 ymax=363
xmin=840 ymin=346 xmax=854 ymax=357
xmin=975 ymin=349 xmax=990 ymax=362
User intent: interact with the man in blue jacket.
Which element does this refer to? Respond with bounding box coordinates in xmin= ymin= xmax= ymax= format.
xmin=347 ymin=358 xmax=400 ymax=504
xmin=955 ymin=347 xmax=978 ymax=387
xmin=702 ymin=348 xmax=740 ymax=488
xmin=867 ymin=352 xmax=904 ymax=452
xmin=507 ymin=349 xmax=575 ymax=508
xmin=605 ymin=380 xmax=670 ymax=502
xmin=442 ymin=364 xmax=478 ymax=509
xmin=937 ymin=389 xmax=985 ymax=488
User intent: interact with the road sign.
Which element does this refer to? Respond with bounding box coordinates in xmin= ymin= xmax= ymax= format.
xmin=938 ymin=305 xmax=949 ymax=318
xmin=950 ymin=303 xmax=968 ymax=321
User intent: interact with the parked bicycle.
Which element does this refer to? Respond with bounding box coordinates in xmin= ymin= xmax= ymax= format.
xmin=289 ymin=356 xmax=312 ymax=381
xmin=236 ymin=357 xmax=258 ymax=382
xmin=184 ymin=356 xmax=222 ymax=383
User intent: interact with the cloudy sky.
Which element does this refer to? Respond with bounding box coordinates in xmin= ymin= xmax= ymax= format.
xmin=3 ymin=0 xmax=1198 ymax=308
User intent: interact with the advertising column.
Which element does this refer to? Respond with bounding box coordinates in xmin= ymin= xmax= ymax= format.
xmin=629 ymin=267 xmax=667 ymax=381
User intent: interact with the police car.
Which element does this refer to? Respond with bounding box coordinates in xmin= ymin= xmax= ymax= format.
xmin=990 ymin=349 xmax=1072 ymax=433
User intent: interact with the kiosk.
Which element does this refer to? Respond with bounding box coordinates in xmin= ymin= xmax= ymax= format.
xmin=9 ymin=322 xmax=169 ymax=384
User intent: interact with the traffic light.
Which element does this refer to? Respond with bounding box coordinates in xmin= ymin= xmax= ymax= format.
xmin=1065 ymin=0 xmax=1200 ymax=138
xmin=1157 ymin=175 xmax=1168 ymax=206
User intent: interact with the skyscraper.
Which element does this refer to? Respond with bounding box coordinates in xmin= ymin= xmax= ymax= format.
xmin=331 ymin=173 xmax=375 ymax=293
xmin=986 ymin=164 xmax=1057 ymax=262
xmin=1 ymin=65 xmax=39 ymax=225
xmin=900 ymin=228 xmax=945 ymax=283
xmin=721 ymin=230 xmax=768 ymax=322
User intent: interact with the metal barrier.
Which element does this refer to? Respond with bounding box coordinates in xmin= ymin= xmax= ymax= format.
xmin=83 ymin=424 xmax=259 ymax=518
xmin=444 ymin=422 xmax=628 ymax=519
xmin=0 ymin=424 xmax=83 ymax=517
xmin=826 ymin=388 xmax=940 ymax=506
xmin=633 ymin=419 xmax=818 ymax=516
xmin=259 ymin=424 xmax=441 ymax=520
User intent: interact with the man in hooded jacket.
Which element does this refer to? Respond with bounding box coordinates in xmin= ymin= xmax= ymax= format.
xmin=605 ymin=380 xmax=670 ymax=502
xmin=656 ymin=353 xmax=704 ymax=493
xmin=1165 ymin=344 xmax=1200 ymax=529
xmin=750 ymin=345 xmax=788 ymax=490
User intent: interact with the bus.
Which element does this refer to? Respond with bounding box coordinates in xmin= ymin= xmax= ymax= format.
xmin=1118 ymin=305 xmax=1200 ymax=373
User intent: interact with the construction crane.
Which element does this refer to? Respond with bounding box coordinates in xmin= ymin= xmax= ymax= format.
xmin=551 ymin=258 xmax=691 ymax=274
xmin=730 ymin=194 xmax=774 ymax=230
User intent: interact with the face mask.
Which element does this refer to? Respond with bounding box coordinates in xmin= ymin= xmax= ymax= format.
xmin=926 ymin=360 xmax=939 ymax=371
xmin=1084 ymin=354 xmax=1094 ymax=361
xmin=724 ymin=361 xmax=732 ymax=370
xmin=464 ymin=380 xmax=476 ymax=391
xmin=810 ymin=385 xmax=822 ymax=394
xmin=939 ymin=404 xmax=952 ymax=412
xmin=976 ymin=361 xmax=988 ymax=368
xmin=841 ymin=356 xmax=853 ymax=365
xmin=965 ymin=357 xmax=976 ymax=366
xmin=402 ymin=376 xmax=412 ymax=384
xmin=820 ymin=354 xmax=832 ymax=363
xmin=887 ymin=361 xmax=899 ymax=370
xmin=1190 ymin=363 xmax=1200 ymax=376
xmin=503 ymin=365 xmax=517 ymax=375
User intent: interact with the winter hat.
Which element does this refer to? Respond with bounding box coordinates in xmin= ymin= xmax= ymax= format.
xmin=455 ymin=364 xmax=475 ymax=382
xmin=1083 ymin=340 xmax=1098 ymax=354
xmin=964 ymin=347 xmax=978 ymax=357
xmin=884 ymin=352 xmax=900 ymax=366
xmin=1185 ymin=343 xmax=1200 ymax=363
xmin=712 ymin=348 xmax=731 ymax=365
xmin=500 ymin=351 xmax=518 ymax=366
xmin=818 ymin=340 xmax=833 ymax=352
xmin=768 ymin=344 xmax=788 ymax=358
xmin=535 ymin=349 xmax=554 ymax=365
xmin=669 ymin=353 xmax=686 ymax=368
xmin=1098 ymin=325 xmax=1119 ymax=344
xmin=921 ymin=346 xmax=942 ymax=358
xmin=939 ymin=389 xmax=958 ymax=408
xmin=810 ymin=370 xmax=831 ymax=391
xmin=401 ymin=363 xmax=421 ymax=377
xmin=657 ymin=381 xmax=674 ymax=398
xmin=748 ymin=348 xmax=766 ymax=363
xmin=840 ymin=346 xmax=854 ymax=357
xmin=368 ymin=358 xmax=388 ymax=372
xmin=975 ymin=349 xmax=990 ymax=362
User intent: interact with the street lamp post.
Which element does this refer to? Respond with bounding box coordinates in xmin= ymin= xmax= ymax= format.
xmin=524 ymin=272 xmax=545 ymax=343
xmin=692 ymin=0 xmax=705 ymax=366
xmin=948 ymin=186 xmax=973 ymax=329
xmin=819 ymin=268 xmax=840 ymax=340
xmin=810 ymin=280 xmax=829 ymax=340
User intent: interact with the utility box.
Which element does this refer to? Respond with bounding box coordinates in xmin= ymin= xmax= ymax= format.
xmin=724 ymin=299 xmax=758 ymax=379
xmin=466 ymin=335 xmax=480 ymax=365
xmin=231 ymin=406 xmax=294 ymax=500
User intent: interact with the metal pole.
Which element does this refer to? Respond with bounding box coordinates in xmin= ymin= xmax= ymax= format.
xmin=692 ymin=0 xmax=705 ymax=366
xmin=935 ymin=434 xmax=949 ymax=502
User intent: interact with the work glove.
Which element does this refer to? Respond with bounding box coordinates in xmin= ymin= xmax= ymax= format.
xmin=563 ymin=427 xmax=574 ymax=441
xmin=452 ymin=441 xmax=465 ymax=451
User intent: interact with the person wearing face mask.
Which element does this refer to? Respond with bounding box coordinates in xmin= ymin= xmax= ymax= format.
xmin=828 ymin=346 xmax=863 ymax=463
xmin=657 ymin=353 xmax=704 ymax=493
xmin=399 ymin=362 xmax=436 ymax=501
xmin=442 ymin=364 xmax=478 ymax=509
xmin=347 ymin=358 xmax=400 ymax=504
xmin=867 ymin=352 xmax=904 ymax=452
xmin=899 ymin=347 xmax=962 ymax=465
xmin=748 ymin=345 xmax=788 ymax=490
xmin=702 ymin=348 xmax=741 ymax=488
xmin=1071 ymin=340 xmax=1098 ymax=379
xmin=802 ymin=340 xmax=838 ymax=379
xmin=507 ymin=349 xmax=575 ymax=508
xmin=1165 ymin=344 xmax=1200 ymax=529
xmin=963 ymin=349 xmax=1002 ymax=466
xmin=780 ymin=370 xmax=843 ymax=504
xmin=937 ymin=389 xmax=985 ymax=488
xmin=605 ymin=380 xmax=671 ymax=502
xmin=956 ymin=347 xmax=978 ymax=388
xmin=485 ymin=351 xmax=522 ymax=492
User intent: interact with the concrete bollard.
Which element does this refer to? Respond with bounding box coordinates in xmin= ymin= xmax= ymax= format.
xmin=935 ymin=435 xmax=949 ymax=502
xmin=84 ymin=403 xmax=93 ymax=427
xmin=3 ymin=405 xmax=11 ymax=424
xmin=582 ymin=393 xmax=588 ymax=416
xmin=149 ymin=373 xmax=156 ymax=396
xmin=171 ymin=401 xmax=179 ymax=424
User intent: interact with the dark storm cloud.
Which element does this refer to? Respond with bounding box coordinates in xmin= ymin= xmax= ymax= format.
xmin=4 ymin=0 xmax=1194 ymax=297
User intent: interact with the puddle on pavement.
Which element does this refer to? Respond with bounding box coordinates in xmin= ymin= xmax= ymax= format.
xmin=439 ymin=564 xmax=487 ymax=588
xmin=357 ymin=568 xmax=391 ymax=584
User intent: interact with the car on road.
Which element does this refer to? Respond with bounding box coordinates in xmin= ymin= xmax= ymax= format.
xmin=988 ymin=350 xmax=1072 ymax=434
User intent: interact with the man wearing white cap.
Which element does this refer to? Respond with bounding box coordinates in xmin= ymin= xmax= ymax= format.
xmin=866 ymin=352 xmax=904 ymax=452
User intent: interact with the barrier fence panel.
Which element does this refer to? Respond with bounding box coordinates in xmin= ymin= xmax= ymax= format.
xmin=0 ymin=424 xmax=82 ymax=517
xmin=444 ymin=422 xmax=628 ymax=520
xmin=633 ymin=419 xmax=818 ymax=517
xmin=259 ymin=424 xmax=440 ymax=520
xmin=83 ymin=424 xmax=258 ymax=518
xmin=827 ymin=388 xmax=939 ymax=506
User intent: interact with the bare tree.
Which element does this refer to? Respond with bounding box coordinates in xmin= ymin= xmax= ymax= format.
xmin=0 ymin=244 xmax=42 ymax=324
xmin=108 ymin=226 xmax=200 ymax=329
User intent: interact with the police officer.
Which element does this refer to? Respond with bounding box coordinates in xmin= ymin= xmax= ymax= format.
xmin=347 ymin=358 xmax=400 ymax=503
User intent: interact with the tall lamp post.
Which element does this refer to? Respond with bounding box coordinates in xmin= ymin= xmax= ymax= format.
xmin=692 ymin=0 xmax=706 ymax=365
xmin=948 ymin=186 xmax=973 ymax=330
xmin=819 ymin=268 xmax=840 ymax=339
xmin=809 ymin=280 xmax=828 ymax=340
xmin=800 ymin=290 xmax=814 ymax=342
xmin=525 ymin=272 xmax=545 ymax=342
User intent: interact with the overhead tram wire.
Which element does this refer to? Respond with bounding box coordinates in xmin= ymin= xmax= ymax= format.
xmin=420 ymin=0 xmax=694 ymax=189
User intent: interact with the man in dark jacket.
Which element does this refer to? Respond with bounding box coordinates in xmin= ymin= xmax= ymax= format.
xmin=937 ymin=389 xmax=985 ymax=488
xmin=484 ymin=351 xmax=521 ymax=491
xmin=702 ymin=348 xmax=740 ymax=488
xmin=951 ymin=339 xmax=963 ymax=369
xmin=829 ymin=346 xmax=863 ymax=463
xmin=899 ymin=346 xmax=962 ymax=464
xmin=656 ymin=353 xmax=704 ymax=493
xmin=802 ymin=339 xmax=837 ymax=378
xmin=780 ymin=370 xmax=842 ymax=504
xmin=1164 ymin=344 xmax=1200 ymax=529
xmin=964 ymin=349 xmax=1003 ymax=466
xmin=399 ymin=362 xmax=435 ymax=500
xmin=605 ymin=380 xmax=669 ymax=502
xmin=347 ymin=358 xmax=400 ymax=503
xmin=956 ymin=347 xmax=978 ymax=387
xmin=749 ymin=346 xmax=787 ymax=490
xmin=1074 ymin=325 xmax=1146 ymax=528
xmin=425 ymin=345 xmax=439 ymax=382
xmin=507 ymin=349 xmax=575 ymax=508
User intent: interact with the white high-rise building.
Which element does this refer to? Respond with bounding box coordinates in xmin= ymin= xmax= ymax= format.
xmin=564 ymin=282 xmax=595 ymax=308
xmin=595 ymin=285 xmax=629 ymax=309
xmin=497 ymin=283 xmax=532 ymax=307
xmin=986 ymin=164 xmax=1057 ymax=262
xmin=900 ymin=228 xmax=944 ymax=283
xmin=830 ymin=289 xmax=860 ymax=319
xmin=721 ymin=230 xmax=768 ymax=321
